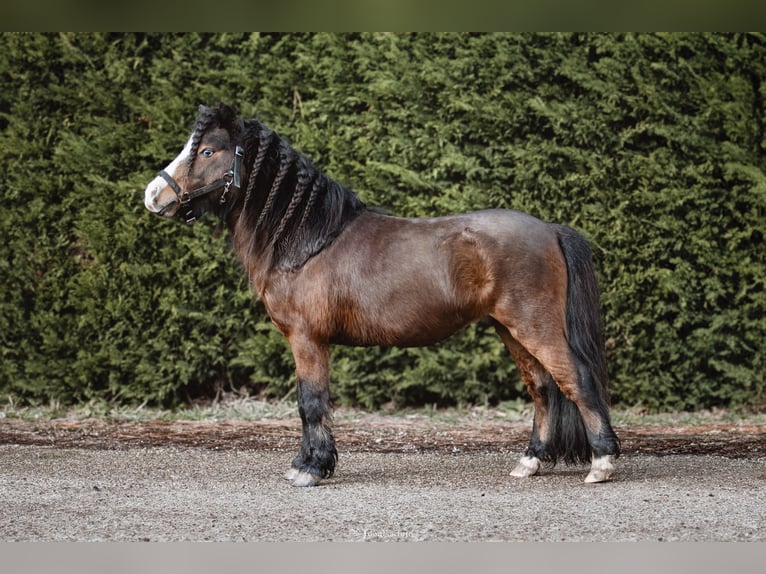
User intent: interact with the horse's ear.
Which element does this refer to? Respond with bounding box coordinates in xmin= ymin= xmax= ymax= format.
xmin=218 ymin=103 xmax=237 ymax=126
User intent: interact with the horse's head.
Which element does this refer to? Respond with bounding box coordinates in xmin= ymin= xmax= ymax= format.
xmin=144 ymin=103 xmax=244 ymax=224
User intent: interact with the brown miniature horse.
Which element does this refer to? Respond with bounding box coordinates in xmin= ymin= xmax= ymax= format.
xmin=144 ymin=104 xmax=620 ymax=486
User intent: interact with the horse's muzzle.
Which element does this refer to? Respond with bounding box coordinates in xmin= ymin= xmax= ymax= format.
xmin=144 ymin=176 xmax=178 ymax=217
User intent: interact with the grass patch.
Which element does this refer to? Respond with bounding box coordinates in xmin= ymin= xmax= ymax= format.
xmin=2 ymin=395 xmax=764 ymax=426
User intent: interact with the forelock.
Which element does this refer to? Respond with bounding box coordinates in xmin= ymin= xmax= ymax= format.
xmin=187 ymin=107 xmax=221 ymax=167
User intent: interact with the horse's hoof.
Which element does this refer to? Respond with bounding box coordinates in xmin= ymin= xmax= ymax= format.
xmin=510 ymin=455 xmax=540 ymax=478
xmin=584 ymin=455 xmax=615 ymax=483
xmin=291 ymin=471 xmax=321 ymax=487
xmin=283 ymin=467 xmax=300 ymax=481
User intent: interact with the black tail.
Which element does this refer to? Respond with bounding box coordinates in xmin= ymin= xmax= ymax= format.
xmin=543 ymin=226 xmax=618 ymax=465
xmin=542 ymin=371 xmax=592 ymax=465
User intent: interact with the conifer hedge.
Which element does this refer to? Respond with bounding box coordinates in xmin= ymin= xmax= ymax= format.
xmin=1 ymin=33 xmax=764 ymax=411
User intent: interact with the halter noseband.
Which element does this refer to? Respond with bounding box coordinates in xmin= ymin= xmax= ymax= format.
xmin=159 ymin=144 xmax=245 ymax=225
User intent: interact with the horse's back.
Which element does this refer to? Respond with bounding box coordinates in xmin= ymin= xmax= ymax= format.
xmin=435 ymin=209 xmax=566 ymax=270
xmin=329 ymin=208 xmax=564 ymax=289
xmin=456 ymin=208 xmax=561 ymax=242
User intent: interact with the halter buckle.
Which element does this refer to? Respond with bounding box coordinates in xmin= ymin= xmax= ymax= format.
xmin=219 ymin=171 xmax=235 ymax=205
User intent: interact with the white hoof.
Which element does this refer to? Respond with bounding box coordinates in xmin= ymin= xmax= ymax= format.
xmin=283 ymin=467 xmax=300 ymax=481
xmin=510 ymin=455 xmax=541 ymax=478
xmin=291 ymin=471 xmax=321 ymax=487
xmin=584 ymin=455 xmax=616 ymax=483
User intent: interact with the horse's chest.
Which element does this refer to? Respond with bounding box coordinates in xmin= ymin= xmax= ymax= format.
xmin=259 ymin=275 xmax=332 ymax=337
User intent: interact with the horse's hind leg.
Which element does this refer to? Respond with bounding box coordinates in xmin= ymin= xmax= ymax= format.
xmin=494 ymin=324 xmax=550 ymax=478
xmin=496 ymin=322 xmax=619 ymax=483
xmin=283 ymin=334 xmax=338 ymax=487
xmin=565 ymin=354 xmax=619 ymax=483
xmin=534 ymin=343 xmax=619 ymax=483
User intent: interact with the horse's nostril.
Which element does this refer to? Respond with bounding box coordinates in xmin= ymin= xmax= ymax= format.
xmin=144 ymin=182 xmax=164 ymax=212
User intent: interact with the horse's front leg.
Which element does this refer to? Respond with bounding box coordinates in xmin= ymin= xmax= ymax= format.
xmin=283 ymin=335 xmax=337 ymax=487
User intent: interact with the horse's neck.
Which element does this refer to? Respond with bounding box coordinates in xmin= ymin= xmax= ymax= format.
xmin=230 ymin=220 xmax=273 ymax=295
xmin=230 ymin=121 xmax=366 ymax=286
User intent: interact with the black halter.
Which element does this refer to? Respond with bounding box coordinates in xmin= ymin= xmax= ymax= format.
xmin=159 ymin=144 xmax=245 ymax=225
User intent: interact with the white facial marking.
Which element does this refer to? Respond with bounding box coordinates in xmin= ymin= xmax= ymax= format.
xmin=144 ymin=136 xmax=193 ymax=213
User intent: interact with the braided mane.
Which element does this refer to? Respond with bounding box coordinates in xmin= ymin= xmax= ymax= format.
xmin=193 ymin=106 xmax=366 ymax=271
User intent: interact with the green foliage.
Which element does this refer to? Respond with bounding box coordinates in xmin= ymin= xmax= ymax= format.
xmin=1 ymin=33 xmax=763 ymax=411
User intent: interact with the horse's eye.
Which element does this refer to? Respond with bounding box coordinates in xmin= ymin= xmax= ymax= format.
xmin=201 ymin=149 xmax=215 ymax=158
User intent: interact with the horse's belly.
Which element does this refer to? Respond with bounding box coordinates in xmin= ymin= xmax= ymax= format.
xmin=330 ymin=295 xmax=481 ymax=348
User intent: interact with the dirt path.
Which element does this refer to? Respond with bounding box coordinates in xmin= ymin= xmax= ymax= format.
xmin=2 ymin=416 xmax=765 ymax=457
xmin=1 ymin=416 xmax=765 ymax=541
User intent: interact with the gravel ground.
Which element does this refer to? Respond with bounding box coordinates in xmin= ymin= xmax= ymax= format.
xmin=1 ymin=442 xmax=764 ymax=542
